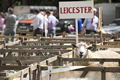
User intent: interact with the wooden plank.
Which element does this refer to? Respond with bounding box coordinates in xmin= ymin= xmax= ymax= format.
xmin=101 ymin=71 xmax=106 ymax=80
xmin=0 ymin=49 xmax=71 ymax=53
xmin=40 ymin=56 xmax=58 ymax=65
xmin=67 ymin=34 xmax=112 ymax=38
xmin=63 ymin=58 xmax=120 ymax=62
xmin=37 ymin=65 xmax=42 ymax=80
xmin=33 ymin=70 xmax=37 ymax=80
xmin=0 ymin=56 xmax=49 ymax=61
xmin=0 ymin=77 xmax=6 ymax=80
xmin=0 ymin=72 xmax=7 ymax=77
xmin=0 ymin=35 xmax=37 ymax=39
xmin=72 ymin=67 xmax=120 ymax=72
xmin=103 ymin=42 xmax=120 ymax=45
xmin=80 ymin=71 xmax=89 ymax=78
xmin=96 ymin=45 xmax=120 ymax=48
xmin=23 ymin=41 xmax=76 ymax=44
xmin=29 ymin=67 xmax=31 ymax=80
xmin=41 ymin=37 xmax=102 ymax=40
xmin=99 ymin=7 xmax=102 ymax=38
xmin=6 ymin=45 xmax=73 ymax=48
xmin=5 ymin=40 xmax=21 ymax=47
xmin=0 ymin=66 xmax=28 ymax=70
xmin=16 ymin=60 xmax=23 ymax=66
xmin=6 ymin=67 xmax=29 ymax=80
xmin=20 ymin=70 xmax=24 ymax=80
xmin=0 ymin=44 xmax=4 ymax=49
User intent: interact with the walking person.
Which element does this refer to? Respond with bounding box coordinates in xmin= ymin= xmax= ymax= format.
xmin=82 ymin=8 xmax=99 ymax=34
xmin=2 ymin=7 xmax=16 ymax=43
xmin=0 ymin=12 xmax=5 ymax=35
xmin=33 ymin=9 xmax=44 ymax=36
xmin=45 ymin=10 xmax=59 ymax=37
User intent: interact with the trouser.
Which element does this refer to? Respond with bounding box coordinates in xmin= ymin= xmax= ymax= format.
xmin=48 ymin=30 xmax=55 ymax=36
xmin=86 ymin=30 xmax=96 ymax=34
xmin=0 ymin=27 xmax=2 ymax=34
xmin=34 ymin=28 xmax=43 ymax=36
xmin=4 ymin=30 xmax=16 ymax=43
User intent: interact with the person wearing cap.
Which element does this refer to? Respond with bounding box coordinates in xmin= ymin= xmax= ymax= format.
xmin=82 ymin=8 xmax=99 ymax=34
xmin=33 ymin=9 xmax=44 ymax=36
xmin=45 ymin=10 xmax=59 ymax=37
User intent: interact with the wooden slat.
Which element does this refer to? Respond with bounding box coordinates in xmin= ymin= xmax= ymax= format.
xmin=0 ymin=35 xmax=37 ymax=39
xmin=63 ymin=58 xmax=120 ymax=62
xmin=72 ymin=67 xmax=120 ymax=72
xmin=103 ymin=42 xmax=120 ymax=45
xmin=41 ymin=37 xmax=102 ymax=40
xmin=0 ymin=49 xmax=71 ymax=53
xmin=23 ymin=41 xmax=76 ymax=44
xmin=0 ymin=66 xmax=28 ymax=70
xmin=40 ymin=56 xmax=58 ymax=65
xmin=96 ymin=45 xmax=120 ymax=48
xmin=0 ymin=56 xmax=49 ymax=61
xmin=6 ymin=45 xmax=73 ymax=48
xmin=0 ymin=44 xmax=4 ymax=49
xmin=5 ymin=40 xmax=21 ymax=47
xmin=0 ymin=77 xmax=6 ymax=80
xmin=0 ymin=72 xmax=7 ymax=77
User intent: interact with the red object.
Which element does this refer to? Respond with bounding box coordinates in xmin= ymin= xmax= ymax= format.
xmin=19 ymin=37 xmax=22 ymax=40
xmin=91 ymin=18 xmax=93 ymax=24
xmin=24 ymin=38 xmax=27 ymax=41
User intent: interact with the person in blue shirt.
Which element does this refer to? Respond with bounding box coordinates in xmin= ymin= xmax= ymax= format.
xmin=74 ymin=18 xmax=82 ymax=34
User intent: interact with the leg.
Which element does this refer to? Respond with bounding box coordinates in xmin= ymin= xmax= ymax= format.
xmin=4 ymin=31 xmax=9 ymax=43
xmin=11 ymin=31 xmax=16 ymax=42
xmin=86 ymin=30 xmax=91 ymax=34
xmin=52 ymin=30 xmax=55 ymax=36
xmin=0 ymin=27 xmax=2 ymax=34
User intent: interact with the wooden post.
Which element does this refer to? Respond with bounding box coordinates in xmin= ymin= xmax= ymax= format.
xmin=119 ymin=61 xmax=120 ymax=66
xmin=99 ymin=7 xmax=102 ymax=38
xmin=20 ymin=70 xmax=24 ymax=80
xmin=37 ymin=65 xmax=42 ymax=80
xmin=0 ymin=60 xmax=2 ymax=66
xmin=16 ymin=60 xmax=23 ymax=66
xmin=80 ymin=71 xmax=89 ymax=78
xmin=101 ymin=71 xmax=106 ymax=80
xmin=58 ymin=55 xmax=63 ymax=66
xmin=29 ymin=67 xmax=31 ymax=80
xmin=72 ymin=50 xmax=74 ymax=66
xmin=33 ymin=70 xmax=37 ymax=80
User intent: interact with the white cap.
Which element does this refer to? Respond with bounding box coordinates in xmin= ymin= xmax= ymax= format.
xmin=93 ymin=8 xmax=97 ymax=12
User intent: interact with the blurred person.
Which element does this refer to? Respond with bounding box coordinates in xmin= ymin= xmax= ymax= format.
xmin=33 ymin=9 xmax=44 ymax=36
xmin=2 ymin=7 xmax=16 ymax=43
xmin=82 ymin=8 xmax=99 ymax=34
xmin=74 ymin=18 xmax=82 ymax=34
xmin=0 ymin=12 xmax=5 ymax=34
xmin=40 ymin=11 xmax=48 ymax=37
xmin=45 ymin=10 xmax=59 ymax=37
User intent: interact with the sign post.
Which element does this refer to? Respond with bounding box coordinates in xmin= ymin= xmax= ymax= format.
xmin=59 ymin=0 xmax=93 ymax=45
xmin=75 ymin=18 xmax=78 ymax=45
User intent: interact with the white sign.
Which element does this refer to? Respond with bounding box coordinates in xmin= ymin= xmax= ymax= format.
xmin=59 ymin=1 xmax=93 ymax=19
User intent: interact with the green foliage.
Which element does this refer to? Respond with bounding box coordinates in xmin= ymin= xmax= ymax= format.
xmin=94 ymin=0 xmax=101 ymax=4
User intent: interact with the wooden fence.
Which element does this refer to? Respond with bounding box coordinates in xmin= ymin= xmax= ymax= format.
xmin=0 ymin=34 xmax=120 ymax=80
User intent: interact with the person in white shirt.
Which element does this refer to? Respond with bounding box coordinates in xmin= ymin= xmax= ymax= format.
xmin=82 ymin=8 xmax=99 ymax=34
xmin=33 ymin=9 xmax=44 ymax=36
xmin=40 ymin=11 xmax=48 ymax=37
